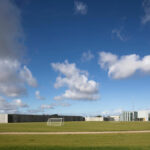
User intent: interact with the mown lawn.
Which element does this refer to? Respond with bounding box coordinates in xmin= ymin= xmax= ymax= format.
xmin=0 ymin=133 xmax=150 ymax=150
xmin=0 ymin=122 xmax=150 ymax=150
xmin=0 ymin=147 xmax=150 ymax=150
xmin=0 ymin=121 xmax=150 ymax=132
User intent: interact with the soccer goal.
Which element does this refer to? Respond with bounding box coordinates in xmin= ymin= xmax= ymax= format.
xmin=47 ymin=118 xmax=64 ymax=126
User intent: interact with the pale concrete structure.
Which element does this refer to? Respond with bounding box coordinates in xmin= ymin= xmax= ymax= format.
xmin=110 ymin=115 xmax=120 ymax=121
xmin=138 ymin=110 xmax=150 ymax=121
xmin=0 ymin=114 xmax=8 ymax=123
xmin=85 ymin=117 xmax=104 ymax=121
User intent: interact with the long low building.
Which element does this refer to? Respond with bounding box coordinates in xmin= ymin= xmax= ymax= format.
xmin=0 ymin=114 xmax=85 ymax=123
xmin=85 ymin=116 xmax=120 ymax=121
xmin=85 ymin=116 xmax=104 ymax=121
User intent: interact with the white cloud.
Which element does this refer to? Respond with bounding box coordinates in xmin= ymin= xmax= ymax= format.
xmin=0 ymin=96 xmax=28 ymax=113
xmin=81 ymin=50 xmax=94 ymax=62
xmin=74 ymin=1 xmax=88 ymax=15
xmin=0 ymin=58 xmax=37 ymax=97
xmin=51 ymin=60 xmax=99 ymax=100
xmin=13 ymin=99 xmax=28 ymax=108
xmin=20 ymin=66 xmax=37 ymax=87
xmin=0 ymin=0 xmax=37 ymax=98
xmin=112 ymin=27 xmax=127 ymax=41
xmin=142 ymin=0 xmax=150 ymax=24
xmin=99 ymin=52 xmax=150 ymax=79
xmin=99 ymin=52 xmax=118 ymax=69
xmin=35 ymin=90 xmax=45 ymax=100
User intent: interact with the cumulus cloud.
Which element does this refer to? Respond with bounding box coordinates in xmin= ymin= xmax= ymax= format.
xmin=13 ymin=99 xmax=28 ymax=108
xmin=20 ymin=66 xmax=37 ymax=87
xmin=99 ymin=52 xmax=150 ymax=79
xmin=0 ymin=96 xmax=28 ymax=113
xmin=35 ymin=90 xmax=45 ymax=100
xmin=51 ymin=60 xmax=99 ymax=101
xmin=142 ymin=0 xmax=150 ymax=24
xmin=0 ymin=0 xmax=37 ymax=98
xmin=74 ymin=1 xmax=88 ymax=15
xmin=0 ymin=58 xmax=37 ymax=97
xmin=81 ymin=50 xmax=94 ymax=62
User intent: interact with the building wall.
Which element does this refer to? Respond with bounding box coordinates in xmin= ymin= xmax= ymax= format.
xmin=85 ymin=117 xmax=104 ymax=121
xmin=61 ymin=115 xmax=85 ymax=121
xmin=8 ymin=114 xmax=50 ymax=123
xmin=120 ymin=111 xmax=138 ymax=121
xmin=110 ymin=116 xmax=120 ymax=121
xmin=6 ymin=114 xmax=84 ymax=123
xmin=120 ymin=110 xmax=150 ymax=121
xmin=0 ymin=114 xmax=8 ymax=123
xmin=138 ymin=110 xmax=150 ymax=121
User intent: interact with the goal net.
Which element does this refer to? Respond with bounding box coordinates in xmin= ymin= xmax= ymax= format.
xmin=47 ymin=118 xmax=64 ymax=126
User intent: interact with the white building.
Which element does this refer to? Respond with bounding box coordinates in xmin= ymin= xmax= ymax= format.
xmin=110 ymin=115 xmax=120 ymax=121
xmin=85 ymin=116 xmax=104 ymax=121
xmin=0 ymin=114 xmax=8 ymax=123
xmin=120 ymin=111 xmax=138 ymax=121
xmin=138 ymin=110 xmax=150 ymax=121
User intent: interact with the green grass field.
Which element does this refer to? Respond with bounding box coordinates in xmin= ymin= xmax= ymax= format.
xmin=0 ymin=133 xmax=150 ymax=150
xmin=0 ymin=121 xmax=150 ymax=132
xmin=0 ymin=121 xmax=150 ymax=150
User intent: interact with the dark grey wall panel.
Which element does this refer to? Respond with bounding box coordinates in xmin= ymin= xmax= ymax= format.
xmin=8 ymin=114 xmax=85 ymax=123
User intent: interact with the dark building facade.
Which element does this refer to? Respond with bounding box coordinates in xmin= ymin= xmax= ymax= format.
xmin=7 ymin=114 xmax=85 ymax=123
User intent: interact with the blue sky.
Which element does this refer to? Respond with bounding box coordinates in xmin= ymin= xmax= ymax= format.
xmin=0 ymin=0 xmax=150 ymax=116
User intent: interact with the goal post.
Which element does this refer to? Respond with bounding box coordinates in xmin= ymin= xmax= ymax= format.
xmin=47 ymin=118 xmax=64 ymax=126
